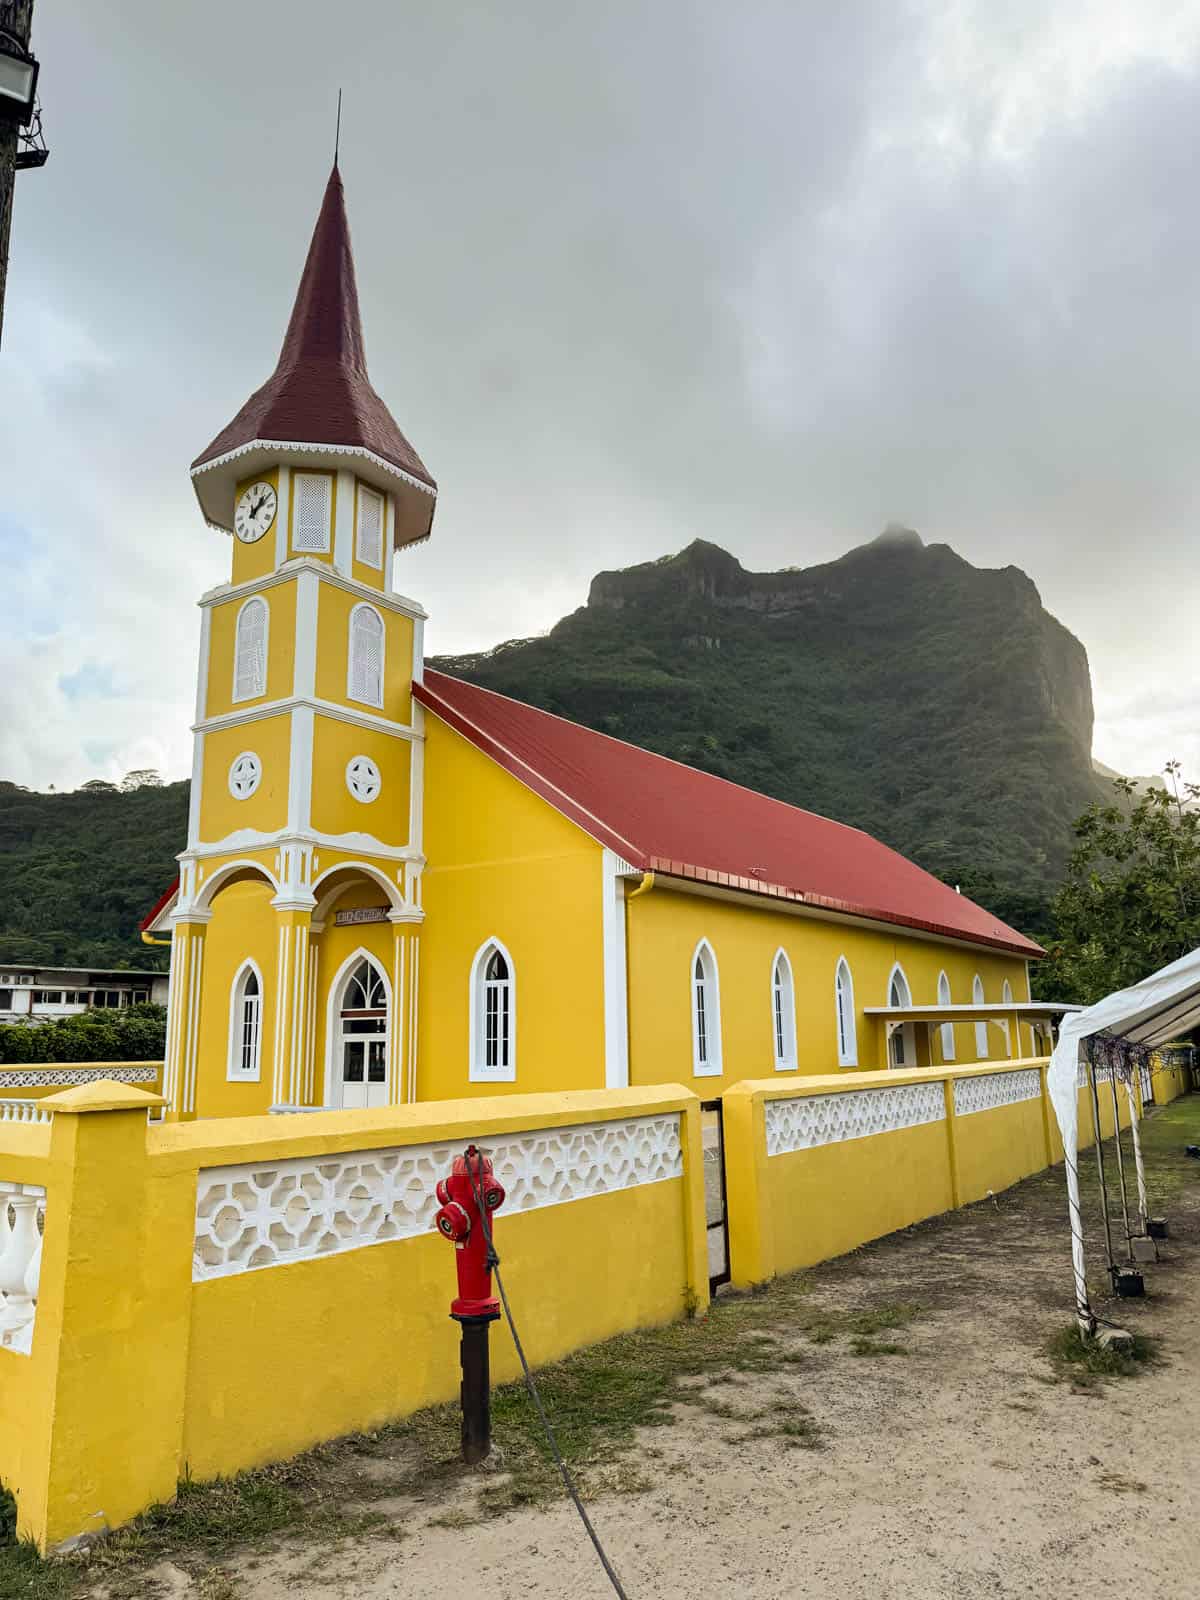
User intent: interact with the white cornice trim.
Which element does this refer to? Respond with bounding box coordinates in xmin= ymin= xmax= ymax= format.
xmin=191 ymin=437 xmax=437 ymax=503
xmin=198 ymin=558 xmax=427 ymax=621
xmin=182 ymin=828 xmax=425 ymax=864
xmin=195 ymin=695 xmax=420 ymax=742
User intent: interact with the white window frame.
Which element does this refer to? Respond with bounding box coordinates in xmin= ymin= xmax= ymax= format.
xmin=355 ymin=482 xmax=385 ymax=570
xmin=835 ymin=956 xmax=857 ymax=1067
xmin=690 ymin=938 xmax=723 ymax=1078
xmin=469 ymin=938 xmax=516 ymax=1083
xmin=886 ymin=962 xmax=915 ymax=1069
xmin=770 ymin=948 xmax=797 ymax=1071
xmin=937 ymin=970 xmax=955 ymax=1061
xmin=972 ymin=974 xmax=989 ymax=1058
xmin=292 ymin=470 xmax=332 ymax=554
xmin=232 ymin=596 xmax=269 ymax=704
xmin=227 ymin=959 xmax=264 ymax=1082
xmin=347 ymin=602 xmax=386 ymax=709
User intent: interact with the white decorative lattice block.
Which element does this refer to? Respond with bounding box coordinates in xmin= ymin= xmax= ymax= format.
xmin=0 ymin=1066 xmax=158 ymax=1088
xmin=0 ymin=1182 xmax=45 ymax=1357
xmin=953 ymin=1069 xmax=1042 ymax=1117
xmin=193 ymin=1114 xmax=682 ymax=1281
xmin=765 ymin=1083 xmax=945 ymax=1157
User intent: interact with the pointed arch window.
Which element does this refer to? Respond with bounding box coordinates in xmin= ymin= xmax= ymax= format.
xmin=691 ymin=940 xmax=722 ymax=1077
xmin=835 ymin=958 xmax=857 ymax=1067
xmin=227 ymin=961 xmax=263 ymax=1082
xmin=470 ymin=940 xmax=515 ymax=1082
xmin=972 ymin=975 xmax=989 ymax=1058
xmin=348 ymin=603 xmax=385 ymax=708
xmin=233 ymin=597 xmax=268 ymax=703
xmin=887 ymin=965 xmax=915 ymax=1068
xmin=937 ymin=971 xmax=955 ymax=1061
xmin=771 ymin=950 xmax=797 ymax=1070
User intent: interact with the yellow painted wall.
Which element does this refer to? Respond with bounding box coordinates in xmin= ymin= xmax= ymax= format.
xmin=0 ymin=1120 xmax=54 ymax=1544
xmin=230 ymin=468 xmax=280 ymax=587
xmin=193 ymin=876 xmax=280 ymax=1120
xmin=197 ymin=716 xmax=291 ymax=842
xmin=314 ymin=584 xmax=413 ymax=717
xmin=420 ymin=718 xmax=606 ymax=1100
xmin=309 ymin=715 xmax=412 ymax=844
xmin=626 ymin=885 xmax=1031 ymax=1095
xmin=952 ymin=1089 xmax=1050 ymax=1205
xmin=308 ymin=880 xmax=396 ymax=1108
xmin=205 ymin=580 xmax=297 ymax=720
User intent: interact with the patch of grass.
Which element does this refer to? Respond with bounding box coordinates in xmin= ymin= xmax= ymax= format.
xmin=849 ymin=1338 xmax=907 ymax=1358
xmin=1045 ymin=1325 xmax=1159 ymax=1388
xmin=1132 ymin=1096 xmax=1200 ymax=1208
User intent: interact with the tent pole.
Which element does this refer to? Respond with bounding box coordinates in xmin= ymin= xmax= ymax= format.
xmin=1087 ymin=1056 xmax=1117 ymax=1280
xmin=1125 ymin=1073 xmax=1149 ymax=1230
xmin=1106 ymin=1060 xmax=1134 ymax=1259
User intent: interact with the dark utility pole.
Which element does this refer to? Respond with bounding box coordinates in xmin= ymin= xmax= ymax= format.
xmin=0 ymin=0 xmax=44 ymax=349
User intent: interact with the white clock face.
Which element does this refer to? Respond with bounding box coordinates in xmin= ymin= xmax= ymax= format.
xmin=234 ymin=482 xmax=277 ymax=543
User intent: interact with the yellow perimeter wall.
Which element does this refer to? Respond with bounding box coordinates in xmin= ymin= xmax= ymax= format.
xmin=0 ymin=1062 xmax=163 ymax=1105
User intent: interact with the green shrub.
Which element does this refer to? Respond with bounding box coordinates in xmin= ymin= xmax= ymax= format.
xmin=0 ymin=1004 xmax=166 ymax=1065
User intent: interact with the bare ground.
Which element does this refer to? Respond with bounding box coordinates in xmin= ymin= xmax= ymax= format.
xmin=105 ymin=1104 xmax=1200 ymax=1599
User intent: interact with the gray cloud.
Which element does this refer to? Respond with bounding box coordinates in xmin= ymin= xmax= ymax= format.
xmin=3 ymin=0 xmax=1200 ymax=786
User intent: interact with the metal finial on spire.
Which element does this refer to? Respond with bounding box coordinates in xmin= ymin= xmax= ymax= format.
xmin=334 ymin=88 xmax=342 ymax=164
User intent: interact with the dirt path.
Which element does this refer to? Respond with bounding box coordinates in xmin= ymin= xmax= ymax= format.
xmin=213 ymin=1107 xmax=1200 ymax=1599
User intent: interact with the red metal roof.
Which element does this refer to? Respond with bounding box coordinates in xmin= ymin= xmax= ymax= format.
xmin=192 ymin=164 xmax=435 ymax=503
xmin=415 ymin=670 xmax=1044 ymax=959
xmin=140 ymin=877 xmax=179 ymax=933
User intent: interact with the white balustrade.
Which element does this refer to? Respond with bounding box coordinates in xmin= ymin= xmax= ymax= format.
xmin=0 ymin=1098 xmax=52 ymax=1124
xmin=0 ymin=1183 xmax=46 ymax=1356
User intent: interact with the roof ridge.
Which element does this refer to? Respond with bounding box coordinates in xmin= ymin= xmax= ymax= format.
xmin=421 ymin=667 xmax=874 ymax=845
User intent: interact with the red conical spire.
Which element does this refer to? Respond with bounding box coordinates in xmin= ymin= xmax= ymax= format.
xmin=191 ymin=165 xmax=435 ymax=540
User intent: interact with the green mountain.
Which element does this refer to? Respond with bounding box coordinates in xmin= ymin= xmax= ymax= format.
xmin=432 ymin=530 xmax=1109 ymax=939
xmin=0 ymin=530 xmax=1105 ymax=964
xmin=0 ymin=779 xmax=186 ymax=970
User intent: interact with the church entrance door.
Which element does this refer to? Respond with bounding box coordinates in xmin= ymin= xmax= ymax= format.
xmin=335 ymin=956 xmax=390 ymax=1109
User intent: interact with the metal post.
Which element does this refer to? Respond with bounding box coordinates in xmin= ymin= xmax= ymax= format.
xmin=458 ymin=1315 xmax=493 ymax=1465
xmin=0 ymin=0 xmax=36 ymax=349
xmin=1087 ymin=1056 xmax=1116 ymax=1277
xmin=1106 ymin=1060 xmax=1134 ymax=1259
xmin=1125 ymin=1073 xmax=1150 ymax=1229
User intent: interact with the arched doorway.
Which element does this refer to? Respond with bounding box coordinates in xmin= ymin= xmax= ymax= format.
xmin=332 ymin=955 xmax=390 ymax=1108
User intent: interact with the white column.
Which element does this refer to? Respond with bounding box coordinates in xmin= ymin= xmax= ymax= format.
xmin=602 ymin=849 xmax=630 ymax=1089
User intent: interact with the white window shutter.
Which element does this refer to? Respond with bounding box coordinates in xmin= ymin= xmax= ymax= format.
xmin=349 ymin=606 xmax=385 ymax=707
xmin=234 ymin=599 xmax=267 ymax=701
xmin=356 ymin=487 xmax=384 ymax=568
xmin=293 ymin=473 xmax=332 ymax=552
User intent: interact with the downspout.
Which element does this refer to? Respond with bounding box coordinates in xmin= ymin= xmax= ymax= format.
xmin=625 ymin=871 xmax=655 ymax=902
xmin=141 ymin=930 xmax=171 ymax=948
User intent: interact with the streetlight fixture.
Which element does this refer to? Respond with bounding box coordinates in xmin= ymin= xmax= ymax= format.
xmin=0 ymin=29 xmax=38 ymax=127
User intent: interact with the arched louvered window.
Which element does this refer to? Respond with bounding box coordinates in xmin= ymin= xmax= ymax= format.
xmin=691 ymin=940 xmax=722 ymax=1077
xmin=771 ymin=950 xmax=797 ymax=1070
xmin=348 ymin=603 xmax=385 ymax=708
xmin=937 ymin=971 xmax=955 ymax=1061
xmin=835 ymin=958 xmax=857 ymax=1067
xmin=233 ymin=597 xmax=268 ymax=703
xmin=227 ymin=961 xmax=263 ymax=1082
xmin=887 ymin=965 xmax=914 ymax=1068
xmin=973 ymin=975 xmax=989 ymax=1058
xmin=470 ymin=940 xmax=515 ymax=1081
xmin=356 ymin=484 xmax=384 ymax=568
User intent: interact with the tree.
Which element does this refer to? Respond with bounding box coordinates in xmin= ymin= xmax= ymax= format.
xmin=79 ymin=779 xmax=118 ymax=792
xmin=121 ymin=769 xmax=163 ymax=791
xmin=1037 ymin=765 xmax=1200 ymax=1005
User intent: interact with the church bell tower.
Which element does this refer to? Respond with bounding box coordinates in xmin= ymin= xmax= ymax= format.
xmin=163 ymin=164 xmax=435 ymax=1119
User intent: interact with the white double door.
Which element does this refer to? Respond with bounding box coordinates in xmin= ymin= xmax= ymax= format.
xmin=337 ymin=1017 xmax=389 ymax=1109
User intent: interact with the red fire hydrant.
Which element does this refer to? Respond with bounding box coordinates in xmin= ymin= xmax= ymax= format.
xmin=434 ymin=1146 xmax=506 ymax=1462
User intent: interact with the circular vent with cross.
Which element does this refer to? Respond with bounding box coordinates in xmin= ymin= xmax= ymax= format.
xmin=228 ymin=752 xmax=262 ymax=800
xmin=345 ymin=755 xmax=382 ymax=804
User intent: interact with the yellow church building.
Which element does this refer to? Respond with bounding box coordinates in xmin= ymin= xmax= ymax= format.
xmin=143 ymin=164 xmax=1055 ymax=1121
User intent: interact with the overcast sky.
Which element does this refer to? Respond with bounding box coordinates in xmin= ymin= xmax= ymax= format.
xmin=3 ymin=0 xmax=1200 ymax=792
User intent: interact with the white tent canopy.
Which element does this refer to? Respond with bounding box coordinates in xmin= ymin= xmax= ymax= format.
xmin=1048 ymin=944 xmax=1200 ymax=1327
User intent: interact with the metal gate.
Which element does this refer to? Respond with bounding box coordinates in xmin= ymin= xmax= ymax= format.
xmin=701 ymin=1099 xmax=730 ymax=1294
